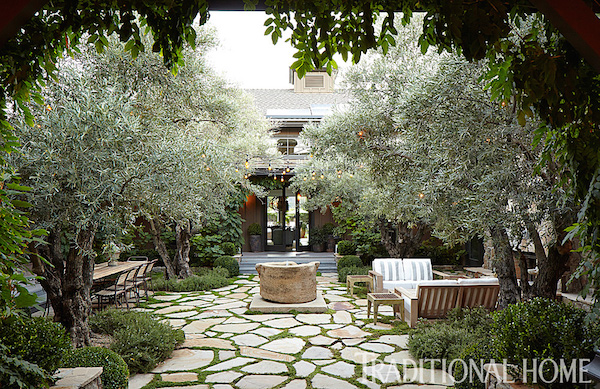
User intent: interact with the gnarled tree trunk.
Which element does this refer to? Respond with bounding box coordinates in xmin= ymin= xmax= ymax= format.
xmin=148 ymin=217 xmax=192 ymax=279
xmin=379 ymin=220 xmax=429 ymax=258
xmin=33 ymin=223 xmax=97 ymax=347
xmin=174 ymin=219 xmax=193 ymax=278
xmin=489 ymin=225 xmax=520 ymax=309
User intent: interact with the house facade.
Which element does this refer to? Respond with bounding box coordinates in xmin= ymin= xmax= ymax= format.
xmin=240 ymin=70 xmax=348 ymax=252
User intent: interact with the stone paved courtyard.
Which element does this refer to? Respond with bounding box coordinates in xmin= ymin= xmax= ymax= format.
xmin=127 ymin=274 xmax=454 ymax=389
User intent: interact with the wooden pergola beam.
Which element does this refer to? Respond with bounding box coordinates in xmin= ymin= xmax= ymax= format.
xmin=529 ymin=0 xmax=600 ymax=72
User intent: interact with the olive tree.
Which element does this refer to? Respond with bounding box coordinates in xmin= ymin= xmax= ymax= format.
xmin=10 ymin=32 xmax=271 ymax=346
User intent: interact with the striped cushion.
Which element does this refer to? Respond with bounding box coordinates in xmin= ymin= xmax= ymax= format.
xmin=403 ymin=258 xmax=433 ymax=281
xmin=373 ymin=258 xmax=404 ymax=281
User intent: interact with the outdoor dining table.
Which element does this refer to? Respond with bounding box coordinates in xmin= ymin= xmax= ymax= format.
xmin=93 ymin=260 xmax=146 ymax=282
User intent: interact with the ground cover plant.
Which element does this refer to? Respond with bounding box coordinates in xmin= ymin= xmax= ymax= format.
xmin=336 ymin=255 xmax=370 ymax=283
xmin=150 ymin=267 xmax=230 ymax=292
xmin=89 ymin=309 xmax=184 ymax=374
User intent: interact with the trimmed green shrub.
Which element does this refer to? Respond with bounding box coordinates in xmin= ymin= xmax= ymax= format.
xmin=247 ymin=223 xmax=262 ymax=236
xmin=453 ymin=338 xmax=499 ymax=389
xmin=150 ymin=267 xmax=229 ymax=292
xmin=90 ymin=310 xmax=184 ymax=374
xmin=0 ymin=343 xmax=50 ymax=389
xmin=493 ymin=298 xmax=598 ymax=388
xmin=337 ymin=265 xmax=369 ymax=283
xmin=337 ymin=255 xmax=363 ymax=269
xmin=214 ymin=255 xmax=239 ymax=277
xmin=0 ymin=316 xmax=71 ymax=374
xmin=337 ymin=240 xmax=357 ymax=255
xmin=63 ymin=347 xmax=128 ymax=389
xmin=221 ymin=242 xmax=236 ymax=256
xmin=322 ymin=222 xmax=335 ymax=236
xmin=408 ymin=307 xmax=493 ymax=364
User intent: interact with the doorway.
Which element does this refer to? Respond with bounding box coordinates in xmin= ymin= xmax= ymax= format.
xmin=264 ymin=187 xmax=310 ymax=251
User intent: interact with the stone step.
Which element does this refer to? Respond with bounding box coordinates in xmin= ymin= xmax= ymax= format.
xmin=239 ymin=254 xmax=338 ymax=275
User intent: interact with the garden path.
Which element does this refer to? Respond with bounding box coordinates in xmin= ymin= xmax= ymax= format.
xmin=128 ymin=274 xmax=453 ymax=389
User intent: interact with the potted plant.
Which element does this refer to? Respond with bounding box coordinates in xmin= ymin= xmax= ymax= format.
xmin=309 ymin=227 xmax=326 ymax=252
xmin=102 ymin=241 xmax=123 ymax=266
xmin=247 ymin=223 xmax=262 ymax=252
xmin=322 ymin=222 xmax=336 ymax=252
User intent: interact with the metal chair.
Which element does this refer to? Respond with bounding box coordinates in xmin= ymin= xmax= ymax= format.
xmin=134 ymin=259 xmax=158 ymax=299
xmin=94 ymin=267 xmax=137 ymax=310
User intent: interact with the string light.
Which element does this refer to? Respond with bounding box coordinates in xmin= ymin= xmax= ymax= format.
xmin=206 ymin=166 xmax=210 ymax=171
xmin=268 ymin=163 xmax=272 ymax=171
xmin=280 ymin=175 xmax=284 ymax=183
xmin=320 ymin=174 xmax=325 ymax=179
xmin=245 ymin=158 xmax=249 ymax=169
xmin=418 ymin=193 xmax=425 ymax=199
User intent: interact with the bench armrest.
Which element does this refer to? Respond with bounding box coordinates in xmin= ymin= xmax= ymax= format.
xmin=432 ymin=269 xmax=463 ymax=280
xmin=368 ymin=270 xmax=384 ymax=293
xmin=395 ymin=287 xmax=417 ymax=300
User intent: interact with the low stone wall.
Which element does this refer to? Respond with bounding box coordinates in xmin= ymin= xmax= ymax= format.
xmin=51 ymin=367 xmax=102 ymax=389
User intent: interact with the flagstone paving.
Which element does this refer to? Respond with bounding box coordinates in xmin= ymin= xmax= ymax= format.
xmin=128 ymin=273 xmax=453 ymax=389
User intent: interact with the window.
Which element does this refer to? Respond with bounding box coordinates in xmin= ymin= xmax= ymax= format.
xmin=305 ymin=74 xmax=325 ymax=88
xmin=277 ymin=138 xmax=298 ymax=155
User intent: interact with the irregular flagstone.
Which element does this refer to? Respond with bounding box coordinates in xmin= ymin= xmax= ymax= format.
xmin=293 ymin=361 xmax=316 ymax=377
xmin=161 ymin=372 xmax=198 ymax=383
xmin=182 ymin=317 xmax=227 ymax=334
xmin=230 ymin=307 xmax=248 ymax=315
xmin=162 ymin=386 xmax=208 ymax=389
xmin=261 ymin=338 xmax=305 ymax=354
xmin=296 ymin=314 xmax=331 ymax=325
xmin=205 ymin=331 xmax=216 ymax=337
xmin=403 ymin=367 xmax=454 ymax=386
xmin=222 ymin=316 xmax=251 ymax=324
xmin=182 ymin=338 xmax=235 ymax=350
xmin=312 ymin=359 xmax=336 ymax=366
xmin=327 ymin=325 xmax=370 ymax=339
xmin=211 ymin=322 xmax=260 ymax=334
xmin=357 ymin=377 xmax=380 ymax=389
xmin=251 ymin=327 xmax=282 ymax=337
xmin=359 ymin=342 xmax=395 ymax=353
xmin=212 ymin=298 xmax=239 ymax=304
xmin=242 ymin=314 xmax=294 ymax=322
xmin=152 ymin=349 xmax=213 ymax=372
xmin=331 ymin=343 xmax=344 ymax=350
xmin=377 ymin=334 xmax=409 ymax=349
xmin=262 ymin=317 xmax=302 ymax=328
xmin=230 ymin=333 xmax=268 ymax=347
xmin=212 ymin=385 xmax=234 ymax=389
xmin=236 ymin=375 xmax=287 ymax=389
xmin=311 ymin=373 xmax=358 ymax=389
xmin=234 ymin=279 xmax=256 ymax=284
xmin=205 ymin=301 xmax=247 ymax=311
xmin=234 ymin=286 xmax=251 ymax=293
xmin=148 ymin=302 xmax=173 ymax=308
xmin=239 ymin=346 xmax=295 ymax=362
xmin=320 ymin=324 xmax=343 ymax=330
xmin=341 ymin=338 xmax=364 ymax=346
xmin=205 ymin=371 xmax=243 ymax=384
xmin=321 ymin=361 xmax=356 ymax=378
xmin=154 ymin=305 xmax=197 ymax=315
xmin=289 ymin=325 xmax=322 ymax=337
xmin=163 ymin=318 xmax=187 ymax=328
xmin=328 ymin=301 xmax=355 ymax=310
xmin=241 ymin=360 xmax=288 ymax=374
xmin=205 ymin=357 xmax=255 ymax=371
xmin=164 ymin=310 xmax=198 ymax=319
xmin=301 ymin=346 xmax=333 ymax=359
xmin=308 ymin=335 xmax=336 ymax=346
xmin=153 ymin=294 xmax=183 ymax=301
xmin=281 ymin=379 xmax=307 ymax=389
xmin=191 ymin=310 xmax=232 ymax=319
xmin=384 ymin=351 xmax=417 ymax=365
xmin=340 ymin=347 xmax=379 ymax=364
xmin=219 ymin=333 xmax=234 ymax=338
xmin=214 ymin=285 xmax=238 ymax=291
xmin=326 ymin=289 xmax=346 ymax=295
xmin=227 ymin=293 xmax=248 ymax=299
xmin=364 ymin=363 xmax=401 ymax=384
xmin=333 ymin=311 xmax=352 ymax=324
xmin=323 ymin=294 xmax=351 ymax=302
xmin=219 ymin=350 xmax=236 ymax=361
xmin=128 ymin=373 xmax=154 ymax=389
xmin=366 ymin=322 xmax=393 ymax=330
xmin=180 ymin=300 xmax=213 ymax=307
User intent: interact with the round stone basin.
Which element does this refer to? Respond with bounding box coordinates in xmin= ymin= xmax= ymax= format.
xmin=255 ymin=261 xmax=320 ymax=304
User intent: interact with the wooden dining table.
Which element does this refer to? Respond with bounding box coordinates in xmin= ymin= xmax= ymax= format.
xmin=93 ymin=261 xmax=146 ymax=281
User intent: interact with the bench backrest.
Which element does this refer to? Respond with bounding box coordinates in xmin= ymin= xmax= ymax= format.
xmin=415 ymin=280 xmax=461 ymax=318
xmin=457 ymin=278 xmax=499 ymax=309
xmin=403 ymin=258 xmax=433 ymax=281
xmin=372 ymin=258 xmax=404 ymax=281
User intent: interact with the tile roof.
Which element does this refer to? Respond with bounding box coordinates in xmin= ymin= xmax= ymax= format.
xmin=244 ymin=89 xmax=350 ymax=117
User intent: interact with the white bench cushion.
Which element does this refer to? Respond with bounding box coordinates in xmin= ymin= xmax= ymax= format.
xmin=373 ymin=258 xmax=404 ymax=281
xmin=457 ymin=277 xmax=499 ymax=285
xmin=383 ymin=280 xmax=419 ymax=291
xmin=403 ymin=258 xmax=433 ymax=281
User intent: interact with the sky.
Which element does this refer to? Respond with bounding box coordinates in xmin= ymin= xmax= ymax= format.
xmin=204 ymin=11 xmax=350 ymax=89
xmin=205 ymin=11 xmax=297 ymax=89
